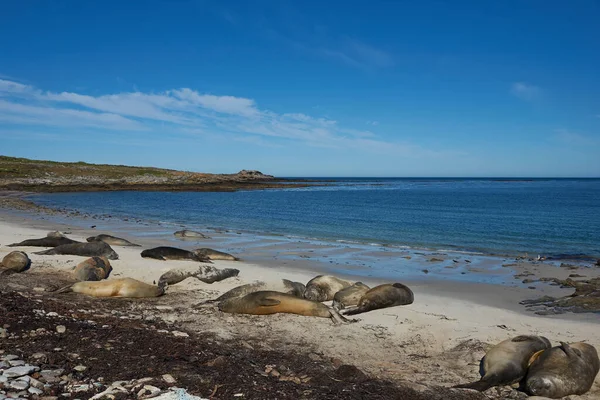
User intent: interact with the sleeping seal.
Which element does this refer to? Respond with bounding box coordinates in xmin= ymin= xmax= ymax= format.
xmin=57 ymin=278 xmax=166 ymax=298
xmin=141 ymin=247 xmax=210 ymax=262
xmin=47 ymin=231 xmax=69 ymax=238
xmin=194 ymin=248 xmax=239 ymax=261
xmin=454 ymin=335 xmax=552 ymax=392
xmin=343 ymin=283 xmax=414 ymax=315
xmin=73 ymin=256 xmax=112 ymax=281
xmin=8 ymin=236 xmax=79 ymax=248
xmin=218 ymin=291 xmax=354 ymax=324
xmin=174 ymin=230 xmax=210 ymax=239
xmin=87 ymin=234 xmax=140 ymax=247
xmin=158 ymin=265 xmax=239 ymax=285
xmin=332 ymin=282 xmax=370 ymax=309
xmin=0 ymin=251 xmax=32 ymax=275
xmin=205 ymin=279 xmax=306 ymax=303
xmin=304 ymin=275 xmax=352 ymax=302
xmin=35 ymin=241 xmax=119 ymax=260
xmin=524 ymin=341 xmax=599 ymax=398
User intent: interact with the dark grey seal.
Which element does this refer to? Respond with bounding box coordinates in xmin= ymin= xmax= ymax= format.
xmin=206 ymin=279 xmax=306 ymax=303
xmin=194 ymin=248 xmax=239 ymax=261
xmin=73 ymin=256 xmax=113 ymax=281
xmin=140 ymin=246 xmax=210 ymax=262
xmin=87 ymin=234 xmax=141 ymax=247
xmin=8 ymin=237 xmax=80 ymax=248
xmin=35 ymin=241 xmax=119 ymax=260
xmin=0 ymin=251 xmax=32 ymax=275
xmin=343 ymin=283 xmax=414 ymax=316
xmin=174 ymin=230 xmax=211 ymax=239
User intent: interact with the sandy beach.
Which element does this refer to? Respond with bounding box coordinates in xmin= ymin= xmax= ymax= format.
xmin=1 ymin=209 xmax=600 ymax=399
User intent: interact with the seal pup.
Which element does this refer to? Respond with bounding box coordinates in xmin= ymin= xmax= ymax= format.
xmin=87 ymin=234 xmax=141 ymax=247
xmin=57 ymin=278 xmax=166 ymax=298
xmin=73 ymin=256 xmax=112 ymax=281
xmin=174 ymin=230 xmax=210 ymax=239
xmin=454 ymin=335 xmax=552 ymax=392
xmin=141 ymin=247 xmax=210 ymax=262
xmin=332 ymin=282 xmax=370 ymax=310
xmin=0 ymin=251 xmax=32 ymax=275
xmin=218 ymin=291 xmax=354 ymax=324
xmin=194 ymin=248 xmax=239 ymax=261
xmin=8 ymin=236 xmax=79 ymax=248
xmin=158 ymin=265 xmax=239 ymax=286
xmin=304 ymin=275 xmax=352 ymax=302
xmin=343 ymin=283 xmax=414 ymax=315
xmin=35 ymin=241 xmax=119 ymax=260
xmin=204 ymin=279 xmax=306 ymax=303
xmin=524 ymin=341 xmax=599 ymax=398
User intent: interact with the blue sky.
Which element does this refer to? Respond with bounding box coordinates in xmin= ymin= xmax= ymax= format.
xmin=1 ymin=0 xmax=599 ymax=177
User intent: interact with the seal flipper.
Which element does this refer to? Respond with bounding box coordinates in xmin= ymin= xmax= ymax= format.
xmin=453 ymin=380 xmax=495 ymax=392
xmin=329 ymin=307 xmax=359 ymax=325
xmin=342 ymin=306 xmax=367 ymax=316
xmin=560 ymin=342 xmax=583 ymax=358
xmin=53 ymin=284 xmax=74 ymax=294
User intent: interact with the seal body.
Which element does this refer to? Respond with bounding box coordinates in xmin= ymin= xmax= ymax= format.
xmin=343 ymin=283 xmax=414 ymax=315
xmin=525 ymin=342 xmax=600 ymax=398
xmin=73 ymin=256 xmax=112 ymax=281
xmin=454 ymin=335 xmax=552 ymax=392
xmin=0 ymin=251 xmax=31 ymax=275
xmin=47 ymin=231 xmax=68 ymax=238
xmin=194 ymin=248 xmax=238 ymax=261
xmin=87 ymin=234 xmax=140 ymax=247
xmin=8 ymin=237 xmax=79 ymax=248
xmin=158 ymin=265 xmax=239 ymax=285
xmin=174 ymin=230 xmax=210 ymax=239
xmin=332 ymin=282 xmax=370 ymax=309
xmin=62 ymin=278 xmax=165 ymax=298
xmin=35 ymin=242 xmax=119 ymax=260
xmin=211 ymin=279 xmax=306 ymax=303
xmin=304 ymin=275 xmax=352 ymax=302
xmin=141 ymin=246 xmax=209 ymax=262
xmin=218 ymin=290 xmax=351 ymax=324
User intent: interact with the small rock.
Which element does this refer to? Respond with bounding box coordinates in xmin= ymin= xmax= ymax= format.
xmin=3 ymin=365 xmax=39 ymax=378
xmin=28 ymin=387 xmax=44 ymax=395
xmin=9 ymin=380 xmax=29 ymax=390
xmin=162 ymin=374 xmax=176 ymax=384
xmin=8 ymin=360 xmax=25 ymax=367
xmin=1 ymin=355 xmax=19 ymax=362
xmin=47 ymin=312 xmax=59 ymax=317
xmin=73 ymin=365 xmax=87 ymax=372
xmin=56 ymin=325 xmax=66 ymax=334
xmin=29 ymin=377 xmax=44 ymax=389
xmin=172 ymin=331 xmax=188 ymax=337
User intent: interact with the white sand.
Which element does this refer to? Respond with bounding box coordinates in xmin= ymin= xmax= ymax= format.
xmin=1 ymin=218 xmax=599 ymax=398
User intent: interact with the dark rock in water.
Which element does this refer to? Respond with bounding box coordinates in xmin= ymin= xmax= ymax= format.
xmin=559 ymin=263 xmax=579 ymax=270
xmin=569 ymin=273 xmax=586 ymax=278
xmin=521 ymin=277 xmax=600 ymax=314
xmin=596 ymin=259 xmax=600 ymax=267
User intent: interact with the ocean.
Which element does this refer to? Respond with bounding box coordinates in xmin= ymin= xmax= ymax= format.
xmin=28 ymin=178 xmax=600 ymax=260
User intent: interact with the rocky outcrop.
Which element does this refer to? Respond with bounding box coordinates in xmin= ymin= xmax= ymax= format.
xmin=520 ymin=277 xmax=600 ymax=314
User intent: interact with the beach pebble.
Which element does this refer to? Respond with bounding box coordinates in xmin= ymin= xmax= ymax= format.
xmin=8 ymin=360 xmax=25 ymax=367
xmin=172 ymin=331 xmax=188 ymax=338
xmin=73 ymin=365 xmax=87 ymax=372
xmin=162 ymin=374 xmax=176 ymax=384
xmin=2 ymin=365 xmax=39 ymax=378
xmin=56 ymin=325 xmax=66 ymax=334
xmin=9 ymin=379 xmax=29 ymax=390
xmin=28 ymin=387 xmax=44 ymax=395
xmin=1 ymin=355 xmax=19 ymax=361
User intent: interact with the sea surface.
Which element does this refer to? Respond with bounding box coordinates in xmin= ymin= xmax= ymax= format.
xmin=29 ymin=178 xmax=600 ymax=259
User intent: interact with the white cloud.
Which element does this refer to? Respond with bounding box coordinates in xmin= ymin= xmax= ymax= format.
xmin=510 ymin=82 xmax=541 ymax=101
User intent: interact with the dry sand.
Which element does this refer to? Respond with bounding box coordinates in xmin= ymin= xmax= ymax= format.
xmin=1 ymin=216 xmax=600 ymax=399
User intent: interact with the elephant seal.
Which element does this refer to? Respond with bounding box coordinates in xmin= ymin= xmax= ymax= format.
xmin=304 ymin=275 xmax=352 ymax=302
xmin=141 ymin=247 xmax=210 ymax=262
xmin=174 ymin=230 xmax=210 ymax=239
xmin=454 ymin=335 xmax=552 ymax=392
xmin=0 ymin=251 xmax=32 ymax=275
xmin=524 ymin=341 xmax=599 ymax=398
xmin=218 ymin=291 xmax=354 ymax=324
xmin=332 ymin=282 xmax=370 ymax=309
xmin=205 ymin=279 xmax=306 ymax=303
xmin=343 ymin=283 xmax=414 ymax=315
xmin=73 ymin=257 xmax=112 ymax=281
xmin=57 ymin=278 xmax=166 ymax=298
xmin=87 ymin=234 xmax=141 ymax=247
xmin=35 ymin=242 xmax=119 ymax=260
xmin=8 ymin=236 xmax=79 ymax=248
xmin=194 ymin=248 xmax=239 ymax=261
xmin=158 ymin=265 xmax=239 ymax=285
xmin=47 ymin=231 xmax=68 ymax=238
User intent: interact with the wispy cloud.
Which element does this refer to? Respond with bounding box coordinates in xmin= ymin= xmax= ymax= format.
xmin=554 ymin=129 xmax=599 ymax=146
xmin=0 ymin=78 xmax=439 ymax=155
xmin=510 ymin=82 xmax=541 ymax=101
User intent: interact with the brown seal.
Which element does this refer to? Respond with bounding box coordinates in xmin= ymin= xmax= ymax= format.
xmin=194 ymin=248 xmax=239 ymax=261
xmin=205 ymin=279 xmax=306 ymax=303
xmin=304 ymin=275 xmax=352 ymax=302
xmin=343 ymin=283 xmax=414 ymax=315
xmin=158 ymin=265 xmax=239 ymax=285
xmin=218 ymin=290 xmax=354 ymax=324
xmin=73 ymin=257 xmax=112 ymax=281
xmin=0 ymin=251 xmax=32 ymax=275
xmin=454 ymin=335 xmax=551 ymax=391
xmin=8 ymin=236 xmax=79 ymax=248
xmin=140 ymin=246 xmax=210 ymax=262
xmin=524 ymin=341 xmax=599 ymax=398
xmin=35 ymin=242 xmax=119 ymax=260
xmin=174 ymin=230 xmax=210 ymax=239
xmin=87 ymin=234 xmax=140 ymax=247
xmin=57 ymin=278 xmax=166 ymax=298
xmin=332 ymin=282 xmax=370 ymax=309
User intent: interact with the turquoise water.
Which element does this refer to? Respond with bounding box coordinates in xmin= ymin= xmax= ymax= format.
xmin=29 ymin=178 xmax=600 ymax=259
